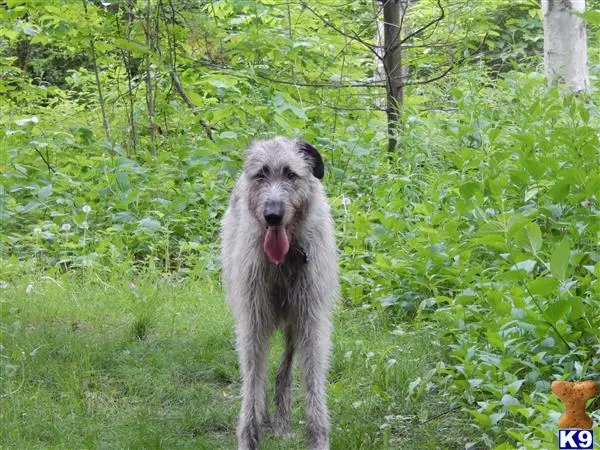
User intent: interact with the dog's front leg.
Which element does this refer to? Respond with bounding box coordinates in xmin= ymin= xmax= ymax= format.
xmin=236 ymin=316 xmax=271 ymax=450
xmin=298 ymin=316 xmax=332 ymax=450
xmin=274 ymin=325 xmax=295 ymax=437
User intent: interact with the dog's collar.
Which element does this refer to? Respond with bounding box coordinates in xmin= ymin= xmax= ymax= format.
xmin=294 ymin=245 xmax=309 ymax=264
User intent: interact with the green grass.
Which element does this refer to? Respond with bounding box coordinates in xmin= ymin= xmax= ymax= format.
xmin=0 ymin=269 xmax=473 ymax=449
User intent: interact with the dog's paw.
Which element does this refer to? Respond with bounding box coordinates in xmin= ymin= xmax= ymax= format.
xmin=237 ymin=420 xmax=260 ymax=450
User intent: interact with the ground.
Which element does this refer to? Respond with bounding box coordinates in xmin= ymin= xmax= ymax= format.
xmin=0 ymin=269 xmax=473 ymax=449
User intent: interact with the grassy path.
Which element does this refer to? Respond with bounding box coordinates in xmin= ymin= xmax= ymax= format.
xmin=0 ymin=271 xmax=471 ymax=449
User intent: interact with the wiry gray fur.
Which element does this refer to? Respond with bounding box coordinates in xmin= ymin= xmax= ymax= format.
xmin=221 ymin=137 xmax=338 ymax=450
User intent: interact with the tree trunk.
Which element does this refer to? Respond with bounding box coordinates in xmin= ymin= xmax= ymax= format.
xmin=82 ymin=0 xmax=111 ymax=143
xmin=121 ymin=0 xmax=138 ymax=155
xmin=144 ymin=0 xmax=157 ymax=153
xmin=383 ymin=0 xmax=403 ymax=153
xmin=542 ymin=0 xmax=589 ymax=92
xmin=89 ymin=38 xmax=112 ymax=143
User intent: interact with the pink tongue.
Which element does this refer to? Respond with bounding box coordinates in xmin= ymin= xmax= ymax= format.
xmin=263 ymin=226 xmax=290 ymax=264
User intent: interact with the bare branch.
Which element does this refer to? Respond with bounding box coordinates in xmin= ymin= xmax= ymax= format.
xmin=400 ymin=0 xmax=444 ymax=46
xmin=159 ymin=0 xmax=214 ymax=142
xmin=34 ymin=148 xmax=55 ymax=175
xmin=300 ymin=1 xmax=383 ymax=63
xmin=170 ymin=72 xmax=215 ymax=142
xmin=398 ymin=0 xmax=410 ymax=46
xmin=252 ymin=73 xmax=385 ymax=88
xmin=404 ymin=64 xmax=453 ymax=86
xmin=317 ymin=102 xmax=384 ymax=112
xmin=404 ymin=31 xmax=489 ymax=86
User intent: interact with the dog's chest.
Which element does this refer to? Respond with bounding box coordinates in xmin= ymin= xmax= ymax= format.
xmin=263 ymin=253 xmax=310 ymax=315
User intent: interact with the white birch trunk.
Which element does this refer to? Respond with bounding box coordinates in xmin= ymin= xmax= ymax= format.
xmin=542 ymin=0 xmax=589 ymax=92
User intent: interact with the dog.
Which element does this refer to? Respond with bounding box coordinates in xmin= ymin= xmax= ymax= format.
xmin=221 ymin=137 xmax=338 ymax=450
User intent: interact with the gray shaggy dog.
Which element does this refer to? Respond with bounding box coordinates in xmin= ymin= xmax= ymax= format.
xmin=221 ymin=137 xmax=338 ymax=450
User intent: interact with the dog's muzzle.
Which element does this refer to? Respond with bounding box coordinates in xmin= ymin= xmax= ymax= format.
xmin=264 ymin=200 xmax=284 ymax=226
xmin=262 ymin=200 xmax=290 ymax=264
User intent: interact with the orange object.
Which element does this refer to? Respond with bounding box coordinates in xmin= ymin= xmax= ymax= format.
xmin=551 ymin=380 xmax=598 ymax=429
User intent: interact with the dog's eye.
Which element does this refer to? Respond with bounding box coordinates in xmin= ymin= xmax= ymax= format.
xmin=287 ymin=171 xmax=298 ymax=181
xmin=253 ymin=165 xmax=270 ymax=182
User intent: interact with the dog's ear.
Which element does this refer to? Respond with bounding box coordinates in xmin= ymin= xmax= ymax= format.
xmin=298 ymin=141 xmax=325 ymax=179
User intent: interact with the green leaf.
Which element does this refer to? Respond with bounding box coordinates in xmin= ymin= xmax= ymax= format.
xmin=509 ymin=168 xmax=528 ymax=188
xmin=138 ymin=217 xmax=161 ymax=231
xmin=473 ymin=233 xmax=506 ymax=251
xmin=112 ymin=212 xmax=135 ymax=223
xmin=575 ymin=10 xmax=600 ymax=25
xmin=37 ymin=184 xmax=53 ymax=202
xmin=186 ymin=90 xmax=205 ymax=108
xmin=219 ymin=131 xmax=238 ymax=140
xmin=116 ymin=171 xmax=130 ymax=193
xmin=548 ymin=181 xmax=570 ymax=202
xmin=459 ymin=181 xmax=479 ymax=199
xmin=524 ymin=223 xmax=542 ymax=254
xmin=485 ymin=330 xmax=504 ymax=350
xmin=544 ymin=299 xmax=570 ymax=323
xmin=511 ymin=259 xmax=536 ymax=273
xmin=44 ymin=5 xmax=63 ymax=15
xmin=527 ymin=278 xmax=558 ymax=297
xmin=507 ymin=214 xmax=529 ymax=238
xmin=568 ymin=297 xmax=584 ymax=320
xmin=501 ymin=394 xmax=519 ymax=407
xmin=490 ymin=412 xmax=505 ymax=425
xmin=468 ymin=378 xmax=483 ymax=388
xmin=579 ymin=104 xmax=590 ymax=123
xmin=379 ymin=295 xmax=399 ymax=307
xmin=113 ymin=38 xmax=149 ymax=56
xmin=524 ymin=158 xmax=546 ymax=179
xmin=550 ymin=239 xmax=570 ymax=281
xmin=486 ymin=292 xmax=511 ymax=314
xmin=288 ymin=104 xmax=307 ymax=120
xmin=205 ymin=76 xmax=240 ymax=92
xmin=273 ymin=114 xmax=290 ymax=131
xmin=469 ymin=411 xmax=492 ymax=428
xmin=506 ymin=379 xmax=525 ymax=395
xmin=16 ymin=201 xmax=40 ymax=213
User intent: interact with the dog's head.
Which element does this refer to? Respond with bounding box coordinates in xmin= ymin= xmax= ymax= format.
xmin=242 ymin=137 xmax=325 ymax=264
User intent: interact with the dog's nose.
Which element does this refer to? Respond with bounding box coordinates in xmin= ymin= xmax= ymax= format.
xmin=264 ymin=200 xmax=284 ymax=226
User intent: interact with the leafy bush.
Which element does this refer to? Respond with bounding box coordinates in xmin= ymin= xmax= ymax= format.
xmin=335 ymin=71 xmax=600 ymax=448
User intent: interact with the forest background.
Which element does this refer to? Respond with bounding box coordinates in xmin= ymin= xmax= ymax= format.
xmin=1 ymin=0 xmax=599 ymax=448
